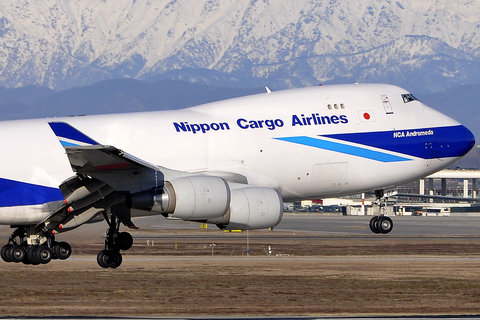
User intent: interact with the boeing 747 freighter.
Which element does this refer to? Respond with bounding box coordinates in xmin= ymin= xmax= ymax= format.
xmin=0 ymin=83 xmax=474 ymax=268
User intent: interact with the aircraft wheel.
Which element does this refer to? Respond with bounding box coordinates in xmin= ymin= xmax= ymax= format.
xmin=9 ymin=244 xmax=26 ymax=263
xmin=53 ymin=241 xmax=72 ymax=260
xmin=108 ymin=251 xmax=123 ymax=269
xmin=22 ymin=253 xmax=32 ymax=265
xmin=369 ymin=216 xmax=380 ymax=234
xmin=117 ymin=232 xmax=133 ymax=251
xmin=97 ymin=250 xmax=123 ymax=268
xmin=26 ymin=246 xmax=41 ymax=265
xmin=97 ymin=250 xmax=108 ymax=268
xmin=377 ymin=216 xmax=393 ymax=234
xmin=97 ymin=250 xmax=110 ymax=268
xmin=1 ymin=244 xmax=12 ymax=262
xmin=34 ymin=245 xmax=53 ymax=264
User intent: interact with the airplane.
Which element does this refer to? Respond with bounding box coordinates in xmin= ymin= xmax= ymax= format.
xmin=0 ymin=83 xmax=475 ymax=268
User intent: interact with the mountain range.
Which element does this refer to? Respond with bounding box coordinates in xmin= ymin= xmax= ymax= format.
xmin=0 ymin=79 xmax=263 ymax=119
xmin=1 ymin=0 xmax=480 ymax=93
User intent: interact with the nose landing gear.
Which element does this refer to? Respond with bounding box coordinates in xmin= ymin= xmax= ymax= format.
xmin=369 ymin=189 xmax=394 ymax=234
xmin=369 ymin=215 xmax=393 ymax=234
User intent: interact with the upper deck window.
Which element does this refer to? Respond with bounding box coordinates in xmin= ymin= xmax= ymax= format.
xmin=401 ymin=93 xmax=419 ymax=103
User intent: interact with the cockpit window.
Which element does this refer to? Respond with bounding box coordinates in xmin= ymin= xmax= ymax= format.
xmin=401 ymin=93 xmax=419 ymax=103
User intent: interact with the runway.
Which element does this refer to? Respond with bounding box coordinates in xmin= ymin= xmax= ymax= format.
xmin=31 ymin=213 xmax=480 ymax=255
xmin=123 ymin=214 xmax=480 ymax=238
xmin=2 ymin=214 xmax=479 ymax=241
xmin=276 ymin=214 xmax=480 ymax=236
xmin=2 ymin=214 xmax=480 ymax=318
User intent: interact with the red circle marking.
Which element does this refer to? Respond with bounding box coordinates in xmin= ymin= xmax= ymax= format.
xmin=363 ymin=112 xmax=371 ymax=120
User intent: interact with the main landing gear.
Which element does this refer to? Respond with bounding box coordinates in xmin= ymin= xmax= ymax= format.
xmin=0 ymin=211 xmax=134 ymax=268
xmin=0 ymin=226 xmax=72 ymax=265
xmin=97 ymin=212 xmax=133 ymax=269
xmin=369 ymin=190 xmax=394 ymax=234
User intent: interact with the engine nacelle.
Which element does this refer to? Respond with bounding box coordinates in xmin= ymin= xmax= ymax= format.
xmin=127 ymin=176 xmax=231 ymax=220
xmin=208 ymin=186 xmax=283 ymax=230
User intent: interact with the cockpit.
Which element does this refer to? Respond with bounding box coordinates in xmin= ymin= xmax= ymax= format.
xmin=401 ymin=93 xmax=419 ymax=103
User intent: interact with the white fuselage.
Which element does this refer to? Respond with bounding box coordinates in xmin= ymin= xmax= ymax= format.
xmin=0 ymin=84 xmax=474 ymax=225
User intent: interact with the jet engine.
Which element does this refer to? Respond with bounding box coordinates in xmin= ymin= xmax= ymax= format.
xmin=128 ymin=175 xmax=283 ymax=230
xmin=208 ymin=186 xmax=283 ymax=230
xmin=127 ymin=176 xmax=231 ymax=220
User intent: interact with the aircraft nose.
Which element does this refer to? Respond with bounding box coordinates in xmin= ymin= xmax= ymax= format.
xmin=441 ymin=125 xmax=475 ymax=158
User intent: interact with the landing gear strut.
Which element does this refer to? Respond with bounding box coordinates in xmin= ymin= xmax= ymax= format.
xmin=97 ymin=212 xmax=133 ymax=269
xmin=369 ymin=190 xmax=394 ymax=234
xmin=0 ymin=225 xmax=72 ymax=265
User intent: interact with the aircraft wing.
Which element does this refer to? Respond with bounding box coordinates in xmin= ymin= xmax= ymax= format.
xmin=46 ymin=122 xmax=169 ymax=229
xmin=47 ymin=122 xmax=261 ymax=233
xmin=49 ymin=122 xmax=164 ymax=194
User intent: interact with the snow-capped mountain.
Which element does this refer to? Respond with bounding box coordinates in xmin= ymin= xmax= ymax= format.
xmin=1 ymin=0 xmax=480 ymax=92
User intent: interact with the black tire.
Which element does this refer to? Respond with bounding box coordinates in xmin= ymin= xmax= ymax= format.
xmin=9 ymin=244 xmax=26 ymax=263
xmin=369 ymin=216 xmax=380 ymax=234
xmin=97 ymin=250 xmax=122 ymax=268
xmin=27 ymin=246 xmax=40 ymax=266
xmin=34 ymin=245 xmax=53 ymax=264
xmin=22 ymin=253 xmax=32 ymax=264
xmin=1 ymin=244 xmax=13 ymax=262
xmin=108 ymin=251 xmax=122 ymax=269
xmin=27 ymin=246 xmax=40 ymax=265
xmin=377 ymin=216 xmax=393 ymax=234
xmin=53 ymin=241 xmax=72 ymax=260
xmin=117 ymin=232 xmax=133 ymax=251
xmin=97 ymin=250 xmax=110 ymax=268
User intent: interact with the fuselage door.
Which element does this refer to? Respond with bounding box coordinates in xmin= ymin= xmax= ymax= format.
xmin=381 ymin=94 xmax=394 ymax=114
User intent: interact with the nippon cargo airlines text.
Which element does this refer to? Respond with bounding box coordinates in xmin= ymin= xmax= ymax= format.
xmin=173 ymin=113 xmax=349 ymax=134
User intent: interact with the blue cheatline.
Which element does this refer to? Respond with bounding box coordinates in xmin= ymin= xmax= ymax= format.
xmin=322 ymin=125 xmax=475 ymax=160
xmin=275 ymin=136 xmax=411 ymax=163
xmin=0 ymin=178 xmax=63 ymax=207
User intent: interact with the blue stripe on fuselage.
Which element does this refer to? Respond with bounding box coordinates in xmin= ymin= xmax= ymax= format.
xmin=322 ymin=125 xmax=475 ymax=160
xmin=275 ymin=136 xmax=411 ymax=162
xmin=0 ymin=178 xmax=63 ymax=207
